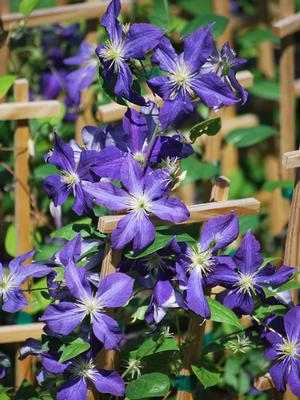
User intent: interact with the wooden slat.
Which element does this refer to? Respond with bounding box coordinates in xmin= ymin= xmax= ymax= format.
xmin=96 ymin=94 xmax=161 ymax=123
xmin=272 ymin=12 xmax=300 ymax=38
xmin=0 ymin=100 xmax=61 ymax=121
xmin=98 ymin=198 xmax=260 ymax=233
xmin=235 ymin=70 xmax=253 ymax=89
xmin=0 ymin=323 xmax=44 ymax=344
xmin=282 ymin=150 xmax=300 ymax=169
xmin=2 ymin=1 xmax=131 ymax=30
xmin=278 ymin=0 xmax=295 ymax=181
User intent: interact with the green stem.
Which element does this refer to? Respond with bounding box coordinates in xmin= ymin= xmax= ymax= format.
xmin=142 ymin=121 xmax=160 ymax=170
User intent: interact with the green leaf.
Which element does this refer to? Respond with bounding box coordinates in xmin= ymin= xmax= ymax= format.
xmin=180 ymin=157 xmax=219 ymax=185
xmin=255 ymin=304 xmax=287 ymax=319
xmin=19 ymin=0 xmax=38 ymax=16
xmin=59 ymin=338 xmax=90 ymax=363
xmin=207 ymin=297 xmax=243 ymax=329
xmin=181 ymin=14 xmax=228 ymax=38
xmin=262 ymin=180 xmax=293 ymax=192
xmin=131 ymin=306 xmax=148 ymax=323
xmin=264 ymin=278 xmax=300 ymax=298
xmin=192 ymin=364 xmax=221 ymax=389
xmin=238 ymin=28 xmax=279 ymax=47
xmin=33 ymin=164 xmax=58 ymax=180
xmin=0 ymin=75 xmax=16 ymax=98
xmin=190 ymin=117 xmax=221 ymax=143
xmin=125 ymin=231 xmax=194 ymax=259
xmin=126 ymin=373 xmax=170 ymax=399
xmin=226 ymin=125 xmax=278 ymax=148
xmin=249 ymin=79 xmax=279 ymax=101
xmin=136 ymin=337 xmax=179 ymax=359
xmin=148 ymin=0 xmax=171 ymax=30
xmin=4 ymin=224 xmax=16 ymax=257
xmin=51 ymin=218 xmax=91 ymax=240
xmin=238 ymin=215 xmax=260 ymax=235
xmin=28 ymin=278 xmax=51 ymax=314
xmin=178 ymin=0 xmax=212 ymax=15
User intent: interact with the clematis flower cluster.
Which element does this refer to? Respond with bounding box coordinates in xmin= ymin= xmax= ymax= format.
xmin=2 ymin=0 xmax=300 ymax=398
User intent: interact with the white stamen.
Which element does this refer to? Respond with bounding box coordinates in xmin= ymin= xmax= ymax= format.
xmin=187 ymin=244 xmax=214 ymax=277
xmin=276 ymin=338 xmax=300 ymax=361
xmin=61 ymin=171 xmax=79 ymax=189
xmin=0 ymin=274 xmax=16 ymax=296
xmin=168 ymin=57 xmax=196 ymax=99
xmin=99 ymin=38 xmax=125 ymax=73
xmin=128 ymin=193 xmax=152 ymax=217
xmin=70 ymin=358 xmax=96 ymax=380
xmin=77 ymin=295 xmax=104 ymax=321
xmin=234 ymin=273 xmax=256 ymax=295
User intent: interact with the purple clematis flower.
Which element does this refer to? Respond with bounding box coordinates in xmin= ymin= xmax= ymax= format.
xmin=44 ymin=133 xmax=102 ymax=216
xmin=96 ymin=0 xmax=164 ymax=105
xmin=264 ymin=306 xmax=300 ymax=396
xmin=41 ymin=262 xmax=134 ymax=349
xmin=20 ymin=340 xmax=124 ymax=399
xmin=148 ymin=26 xmax=239 ymax=129
xmin=0 ymin=251 xmax=50 ymax=313
xmin=210 ymin=232 xmax=294 ymax=315
xmin=83 ymin=156 xmax=189 ymax=251
xmin=201 ymin=41 xmax=248 ymax=104
xmin=145 ymin=279 xmax=185 ymax=324
xmin=64 ymin=42 xmax=98 ymax=104
xmin=91 ymin=107 xmax=193 ymax=180
xmin=176 ymin=213 xmax=239 ymax=318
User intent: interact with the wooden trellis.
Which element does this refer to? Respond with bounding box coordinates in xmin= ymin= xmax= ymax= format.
xmin=0 ymin=79 xmax=60 ymax=386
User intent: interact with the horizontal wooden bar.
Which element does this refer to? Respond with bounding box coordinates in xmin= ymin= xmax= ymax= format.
xmin=98 ymin=198 xmax=260 ymax=233
xmin=0 ymin=100 xmax=61 ymax=120
xmin=0 ymin=323 xmax=44 ymax=344
xmin=282 ymin=150 xmax=300 ymax=169
xmin=221 ymin=113 xmax=258 ymax=137
xmin=97 ymin=71 xmax=253 ymax=123
xmin=272 ymin=12 xmax=300 ymax=38
xmin=96 ymin=94 xmax=160 ymax=123
xmin=2 ymin=1 xmax=131 ymax=30
xmin=235 ymin=70 xmax=253 ymax=89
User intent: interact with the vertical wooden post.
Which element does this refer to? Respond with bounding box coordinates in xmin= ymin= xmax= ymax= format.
xmin=14 ymin=79 xmax=35 ymax=386
xmin=257 ymin=0 xmax=275 ymax=80
xmin=175 ymin=176 xmax=230 ymax=400
xmin=0 ymin=0 xmax=9 ymax=77
xmin=279 ymin=0 xmax=295 ymax=181
xmin=91 ymin=237 xmax=122 ymax=399
xmin=206 ymin=0 xmax=238 ymax=177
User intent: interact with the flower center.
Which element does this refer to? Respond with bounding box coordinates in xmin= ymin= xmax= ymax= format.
xmin=168 ymin=58 xmax=195 ymax=99
xmin=144 ymin=253 xmax=165 ymax=272
xmin=0 ymin=274 xmax=15 ymax=295
xmin=226 ymin=335 xmax=252 ymax=354
xmin=235 ymin=273 xmax=255 ymax=295
xmin=99 ymin=38 xmax=125 ymax=72
xmin=188 ymin=244 xmax=214 ymax=277
xmin=70 ymin=358 xmax=96 ymax=380
xmin=77 ymin=295 xmax=103 ymax=319
xmin=129 ymin=193 xmax=152 ymax=216
xmin=61 ymin=171 xmax=79 ymax=189
xmin=133 ymin=151 xmax=146 ymax=163
xmin=276 ymin=338 xmax=299 ymax=361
